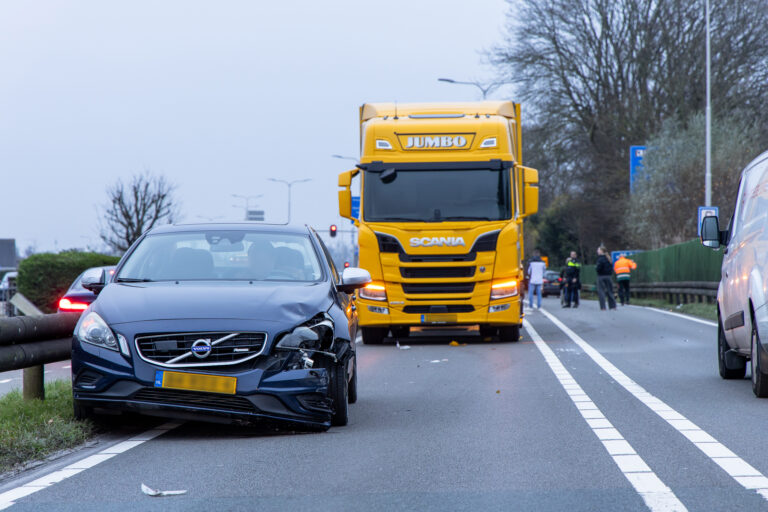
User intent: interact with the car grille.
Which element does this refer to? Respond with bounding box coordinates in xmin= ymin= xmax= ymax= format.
xmin=135 ymin=331 xmax=267 ymax=368
xmin=400 ymin=266 xmax=475 ymax=278
xmin=132 ymin=388 xmax=255 ymax=413
xmin=401 ymin=283 xmax=475 ymax=294
xmin=402 ymin=305 xmax=474 ymax=314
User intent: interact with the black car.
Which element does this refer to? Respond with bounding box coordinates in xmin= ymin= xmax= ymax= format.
xmin=58 ymin=266 xmax=116 ymax=313
xmin=542 ymin=270 xmax=561 ymax=297
xmin=71 ymin=224 xmax=371 ymax=430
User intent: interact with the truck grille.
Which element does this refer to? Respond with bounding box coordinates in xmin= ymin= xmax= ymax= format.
xmin=402 ymin=283 xmax=475 ymax=294
xmin=399 ymin=252 xmax=476 ymax=263
xmin=400 ymin=266 xmax=475 ymax=278
xmin=135 ymin=331 xmax=267 ymax=368
xmin=402 ymin=305 xmax=475 ymax=314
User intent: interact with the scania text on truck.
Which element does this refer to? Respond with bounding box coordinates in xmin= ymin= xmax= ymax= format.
xmin=337 ymin=101 xmax=538 ymax=344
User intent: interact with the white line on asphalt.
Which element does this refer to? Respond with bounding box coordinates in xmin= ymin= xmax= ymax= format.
xmin=524 ymin=320 xmax=686 ymax=512
xmin=539 ymin=308 xmax=768 ymax=502
xmin=0 ymin=422 xmax=182 ymax=510
xmin=0 ymin=380 xmax=10 ymax=384
xmin=631 ymin=305 xmax=717 ymax=327
xmin=62 ymin=365 xmax=71 ymax=369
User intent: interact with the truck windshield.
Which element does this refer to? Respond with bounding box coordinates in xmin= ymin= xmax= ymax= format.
xmin=363 ymin=169 xmax=511 ymax=222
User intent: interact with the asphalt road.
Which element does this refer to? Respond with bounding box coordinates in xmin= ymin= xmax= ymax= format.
xmin=3 ymin=298 xmax=768 ymax=511
xmin=0 ymin=362 xmax=72 ymax=397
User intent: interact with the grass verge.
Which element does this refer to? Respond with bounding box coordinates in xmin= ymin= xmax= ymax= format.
xmin=0 ymin=380 xmax=93 ymax=474
xmin=580 ymin=291 xmax=716 ymax=321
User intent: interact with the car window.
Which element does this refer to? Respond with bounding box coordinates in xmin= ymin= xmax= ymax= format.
xmin=118 ymin=231 xmax=323 ymax=282
xmin=315 ymin=235 xmax=340 ymax=284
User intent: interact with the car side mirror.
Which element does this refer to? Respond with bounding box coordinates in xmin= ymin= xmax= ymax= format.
xmin=338 ymin=267 xmax=371 ymax=294
xmin=700 ymin=216 xmax=722 ymax=249
xmin=81 ymin=268 xmax=106 ymax=295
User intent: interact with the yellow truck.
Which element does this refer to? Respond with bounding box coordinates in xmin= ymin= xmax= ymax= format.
xmin=337 ymin=101 xmax=538 ymax=344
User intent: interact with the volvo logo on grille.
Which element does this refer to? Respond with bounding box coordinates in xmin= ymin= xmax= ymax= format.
xmin=191 ymin=339 xmax=212 ymax=359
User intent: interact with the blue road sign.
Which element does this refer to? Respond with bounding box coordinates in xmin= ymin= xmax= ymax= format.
xmin=630 ymin=146 xmax=646 ymax=193
xmin=350 ymin=196 xmax=360 ymax=224
xmin=697 ymin=206 xmax=719 ymax=236
xmin=611 ymin=250 xmax=641 ymax=265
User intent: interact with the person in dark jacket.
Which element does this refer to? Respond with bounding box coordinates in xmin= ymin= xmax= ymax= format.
xmin=595 ymin=246 xmax=616 ymax=310
xmin=563 ymin=251 xmax=581 ymax=308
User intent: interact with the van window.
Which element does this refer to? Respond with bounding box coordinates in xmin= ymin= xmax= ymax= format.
xmin=736 ymin=160 xmax=768 ymax=235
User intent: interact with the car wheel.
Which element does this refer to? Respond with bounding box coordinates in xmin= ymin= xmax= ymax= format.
xmin=498 ymin=325 xmax=520 ymax=342
xmin=361 ymin=327 xmax=387 ymax=345
xmin=718 ymin=317 xmax=746 ymax=379
xmin=73 ymin=399 xmax=92 ymax=421
xmin=752 ymin=322 xmax=768 ymax=397
xmin=348 ymin=356 xmax=357 ymax=405
xmin=326 ymin=361 xmax=349 ymax=426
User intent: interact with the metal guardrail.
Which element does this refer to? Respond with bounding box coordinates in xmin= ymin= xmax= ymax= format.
xmin=583 ymin=281 xmax=717 ymax=304
xmin=0 ymin=313 xmax=79 ymax=399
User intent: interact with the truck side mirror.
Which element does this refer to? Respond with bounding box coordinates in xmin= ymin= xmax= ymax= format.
xmin=520 ymin=166 xmax=539 ymax=217
xmin=338 ymin=169 xmax=359 ymax=222
xmin=700 ymin=215 xmax=723 ymax=249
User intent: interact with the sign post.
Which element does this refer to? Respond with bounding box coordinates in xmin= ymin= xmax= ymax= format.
xmin=697 ymin=206 xmax=719 ymax=236
xmin=629 ymin=146 xmax=646 ymax=193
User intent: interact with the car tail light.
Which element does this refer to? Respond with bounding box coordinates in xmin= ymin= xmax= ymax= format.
xmin=543 ymin=279 xmax=549 ymax=284
xmin=557 ymin=277 xmax=562 ymax=282
xmin=59 ymin=298 xmax=89 ymax=311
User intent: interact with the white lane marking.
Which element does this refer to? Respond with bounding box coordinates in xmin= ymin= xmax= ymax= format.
xmin=62 ymin=365 xmax=71 ymax=369
xmin=0 ymin=380 xmax=11 ymax=384
xmin=631 ymin=305 xmax=717 ymax=327
xmin=0 ymin=422 xmax=182 ymax=509
xmin=525 ymin=320 xmax=686 ymax=512
xmin=539 ymin=308 xmax=768 ymax=501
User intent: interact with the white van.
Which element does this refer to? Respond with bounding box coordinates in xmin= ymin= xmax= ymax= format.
xmin=701 ymin=149 xmax=768 ymax=397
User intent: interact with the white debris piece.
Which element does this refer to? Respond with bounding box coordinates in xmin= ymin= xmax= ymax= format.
xmin=396 ymin=341 xmax=411 ymax=350
xmin=141 ymin=483 xmax=187 ymax=497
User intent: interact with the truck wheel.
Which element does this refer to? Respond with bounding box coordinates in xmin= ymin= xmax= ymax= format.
xmin=498 ymin=325 xmax=520 ymax=343
xmin=718 ymin=317 xmax=745 ymax=379
xmin=361 ymin=327 xmax=388 ymax=345
xmin=752 ymin=323 xmax=768 ymax=397
xmin=391 ymin=326 xmax=409 ymax=339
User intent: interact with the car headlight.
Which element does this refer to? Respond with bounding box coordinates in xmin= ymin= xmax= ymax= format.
xmin=490 ymin=279 xmax=519 ymax=300
xmin=276 ymin=314 xmax=334 ymax=350
xmin=77 ymin=311 xmax=118 ymax=351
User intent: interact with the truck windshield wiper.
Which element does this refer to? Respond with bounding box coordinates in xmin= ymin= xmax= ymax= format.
xmin=115 ymin=277 xmax=154 ymax=282
xmin=372 ymin=217 xmax=422 ymax=222
xmin=440 ymin=216 xmax=494 ymax=221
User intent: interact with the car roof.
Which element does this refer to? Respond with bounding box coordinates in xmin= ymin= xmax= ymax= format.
xmin=147 ymin=223 xmax=312 ymax=236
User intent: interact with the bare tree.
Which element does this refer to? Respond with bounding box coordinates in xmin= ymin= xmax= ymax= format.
xmin=99 ymin=172 xmax=179 ymax=253
xmin=492 ymin=0 xmax=768 ymax=251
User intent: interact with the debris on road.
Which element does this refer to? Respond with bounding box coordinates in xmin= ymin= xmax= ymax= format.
xmin=449 ymin=341 xmax=467 ymax=346
xmin=141 ymin=483 xmax=187 ymax=497
xmin=396 ymin=341 xmax=411 ymax=350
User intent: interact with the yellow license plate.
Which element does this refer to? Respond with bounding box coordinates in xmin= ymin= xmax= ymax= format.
xmin=421 ymin=314 xmax=458 ymax=324
xmin=154 ymin=371 xmax=237 ymax=395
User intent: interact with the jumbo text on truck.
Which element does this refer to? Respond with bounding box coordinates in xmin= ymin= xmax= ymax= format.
xmin=337 ymin=101 xmax=539 ymax=344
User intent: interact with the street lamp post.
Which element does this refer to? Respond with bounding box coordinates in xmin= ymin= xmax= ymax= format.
xmin=437 ymin=78 xmax=508 ymax=100
xmin=268 ymin=178 xmax=311 ymax=224
xmin=231 ymin=194 xmax=263 ymax=221
xmin=705 ymin=0 xmax=712 ymax=207
xmin=331 ymin=154 xmax=358 ymax=163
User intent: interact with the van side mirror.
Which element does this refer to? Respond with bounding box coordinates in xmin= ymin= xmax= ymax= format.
xmin=520 ymin=166 xmax=539 ymax=217
xmin=700 ymin=216 xmax=723 ymax=249
xmin=81 ymin=268 xmax=107 ymax=295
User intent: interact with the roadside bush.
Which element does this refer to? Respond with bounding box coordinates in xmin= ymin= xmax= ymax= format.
xmin=17 ymin=251 xmax=120 ymax=313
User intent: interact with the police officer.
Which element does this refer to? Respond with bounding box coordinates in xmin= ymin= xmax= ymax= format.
xmin=563 ymin=251 xmax=581 ymax=308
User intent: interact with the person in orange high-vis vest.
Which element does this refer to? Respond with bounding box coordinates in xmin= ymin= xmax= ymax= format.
xmin=613 ymin=254 xmax=637 ymax=306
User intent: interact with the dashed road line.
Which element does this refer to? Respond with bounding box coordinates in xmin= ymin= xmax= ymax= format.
xmin=0 ymin=422 xmax=182 ymax=510
xmin=540 ymin=308 xmax=768 ymax=502
xmin=525 ymin=320 xmax=686 ymax=512
xmin=0 ymin=379 xmax=11 ymax=384
xmin=632 ymin=305 xmax=717 ymax=327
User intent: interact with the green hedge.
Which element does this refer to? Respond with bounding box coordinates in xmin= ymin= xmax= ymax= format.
xmin=17 ymin=251 xmax=120 ymax=313
xmin=580 ymin=239 xmax=723 ymax=285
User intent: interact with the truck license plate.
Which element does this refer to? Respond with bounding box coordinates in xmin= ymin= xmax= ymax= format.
xmin=421 ymin=314 xmax=457 ymax=324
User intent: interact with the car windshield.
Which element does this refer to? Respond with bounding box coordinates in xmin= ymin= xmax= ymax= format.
xmin=117 ymin=231 xmax=323 ymax=282
xmin=363 ymin=168 xmax=511 ymax=222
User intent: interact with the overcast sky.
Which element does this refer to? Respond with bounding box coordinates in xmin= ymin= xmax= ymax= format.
xmin=1 ymin=0 xmax=513 ymax=254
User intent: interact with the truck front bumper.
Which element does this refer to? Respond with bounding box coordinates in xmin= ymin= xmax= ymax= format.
xmin=356 ymin=296 xmax=522 ymax=328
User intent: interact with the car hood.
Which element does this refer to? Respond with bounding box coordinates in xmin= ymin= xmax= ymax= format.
xmin=94 ymin=281 xmax=334 ymax=325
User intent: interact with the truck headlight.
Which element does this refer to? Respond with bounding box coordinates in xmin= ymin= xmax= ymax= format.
xmin=490 ymin=279 xmax=518 ymax=300
xmin=359 ymin=283 xmax=387 ymax=301
xmin=77 ymin=312 xmax=118 ymax=351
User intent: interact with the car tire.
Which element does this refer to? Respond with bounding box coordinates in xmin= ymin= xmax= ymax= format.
xmin=326 ymin=361 xmax=349 ymax=426
xmin=361 ymin=327 xmax=387 ymax=345
xmin=752 ymin=322 xmax=768 ymax=397
xmin=73 ymin=399 xmax=92 ymax=421
xmin=479 ymin=325 xmax=497 ymax=338
xmin=718 ymin=317 xmax=746 ymax=379
xmin=498 ymin=325 xmax=520 ymax=343
xmin=348 ymin=356 xmax=358 ymax=405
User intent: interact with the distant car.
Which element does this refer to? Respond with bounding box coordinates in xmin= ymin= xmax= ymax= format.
xmin=71 ymin=224 xmax=370 ymax=430
xmin=58 ymin=266 xmax=116 ymax=313
xmin=0 ymin=271 xmax=18 ymax=302
xmin=542 ymin=270 xmax=561 ymax=297
xmin=700 ymin=149 xmax=768 ymax=397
